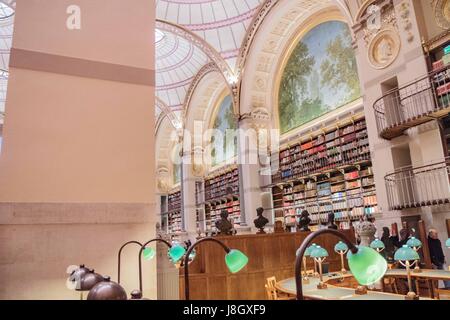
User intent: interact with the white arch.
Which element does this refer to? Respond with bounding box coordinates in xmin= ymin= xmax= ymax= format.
xmin=239 ymin=0 xmax=361 ymax=136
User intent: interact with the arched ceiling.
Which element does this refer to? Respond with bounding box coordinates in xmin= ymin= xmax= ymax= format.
xmin=156 ymin=27 xmax=210 ymax=112
xmin=0 ymin=0 xmax=14 ymax=123
xmin=156 ymin=0 xmax=264 ymax=70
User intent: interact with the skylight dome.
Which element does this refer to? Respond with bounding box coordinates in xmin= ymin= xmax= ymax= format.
xmin=155 ymin=29 xmax=165 ymax=43
xmin=0 ymin=2 xmax=14 ymax=20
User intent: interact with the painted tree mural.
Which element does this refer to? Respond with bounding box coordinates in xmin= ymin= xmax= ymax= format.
xmin=279 ymin=21 xmax=361 ymax=134
xmin=211 ymin=95 xmax=237 ymax=167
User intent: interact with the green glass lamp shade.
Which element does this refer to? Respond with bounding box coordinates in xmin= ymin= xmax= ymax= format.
xmin=143 ymin=247 xmax=156 ymax=261
xmin=168 ymin=244 xmax=186 ymax=263
xmin=310 ymin=246 xmax=329 ymax=259
xmin=334 ymin=241 xmax=349 ymax=253
xmin=446 ymin=238 xmax=450 ymax=248
xmin=394 ymin=245 xmax=420 ymax=262
xmin=347 ymin=246 xmax=388 ymax=286
xmin=406 ymin=237 xmax=422 ymax=249
xmin=370 ymin=239 xmax=385 ymax=250
xmin=225 ymin=249 xmax=248 ymax=274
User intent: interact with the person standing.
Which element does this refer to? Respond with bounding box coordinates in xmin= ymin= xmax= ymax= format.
xmin=381 ymin=227 xmax=395 ymax=263
xmin=428 ymin=229 xmax=450 ymax=289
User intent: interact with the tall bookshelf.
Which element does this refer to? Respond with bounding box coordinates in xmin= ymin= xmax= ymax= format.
xmin=203 ymin=167 xmax=241 ymax=232
xmin=430 ymin=42 xmax=450 ymax=156
xmin=195 ymin=181 xmax=205 ymax=233
xmin=166 ymin=189 xmax=182 ymax=234
xmin=270 ymin=117 xmax=378 ymax=231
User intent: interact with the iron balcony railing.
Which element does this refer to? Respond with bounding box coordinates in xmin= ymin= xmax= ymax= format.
xmin=385 ymin=157 xmax=450 ymax=210
xmin=374 ymin=64 xmax=450 ymax=139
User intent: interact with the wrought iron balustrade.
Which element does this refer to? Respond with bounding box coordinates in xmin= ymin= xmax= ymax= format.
xmin=374 ymin=65 xmax=450 ymax=139
xmin=385 ymin=157 xmax=450 ymax=210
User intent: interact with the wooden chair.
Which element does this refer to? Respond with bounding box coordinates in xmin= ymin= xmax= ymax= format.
xmin=265 ymin=277 xmax=293 ymax=300
xmin=435 ymin=289 xmax=450 ymax=300
xmin=383 ymin=276 xmax=399 ymax=294
xmin=265 ymin=284 xmax=293 ymax=300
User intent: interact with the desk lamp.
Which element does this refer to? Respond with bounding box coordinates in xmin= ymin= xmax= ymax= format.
xmin=394 ymin=245 xmax=420 ymax=300
xmin=183 ymin=238 xmax=248 ymax=300
xmin=370 ymin=238 xmax=385 ymax=253
xmin=334 ymin=241 xmax=349 ymax=274
xmin=406 ymin=237 xmax=422 ymax=273
xmin=297 ymin=245 xmax=315 ymax=284
xmin=295 ymin=229 xmax=387 ymax=300
xmin=310 ymin=246 xmax=329 ymax=289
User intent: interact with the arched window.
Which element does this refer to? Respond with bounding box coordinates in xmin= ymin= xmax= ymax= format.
xmin=210 ymin=95 xmax=237 ymax=167
xmin=278 ymin=21 xmax=361 ymax=135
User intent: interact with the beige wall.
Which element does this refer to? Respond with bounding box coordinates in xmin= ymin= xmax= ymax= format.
xmin=0 ymin=0 xmax=157 ymax=299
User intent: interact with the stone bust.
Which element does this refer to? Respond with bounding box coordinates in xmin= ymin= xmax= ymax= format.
xmin=355 ymin=215 xmax=377 ymax=247
xmin=215 ymin=210 xmax=233 ymax=236
xmin=254 ymin=207 xmax=269 ymax=234
xmin=327 ymin=212 xmax=338 ymax=230
xmin=298 ymin=210 xmax=311 ymax=232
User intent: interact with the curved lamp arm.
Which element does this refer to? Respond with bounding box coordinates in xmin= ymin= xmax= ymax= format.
xmin=295 ymin=229 xmax=358 ymax=300
xmin=184 ymin=237 xmax=231 ymax=301
xmin=138 ymin=238 xmax=172 ymax=293
xmin=117 ymin=241 xmax=143 ymax=284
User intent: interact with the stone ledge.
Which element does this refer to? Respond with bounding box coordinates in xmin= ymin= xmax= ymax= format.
xmin=0 ymin=202 xmax=156 ymax=225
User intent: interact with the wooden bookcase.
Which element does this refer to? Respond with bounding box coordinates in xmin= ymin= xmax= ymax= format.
xmin=203 ymin=167 xmax=241 ymax=232
xmin=270 ymin=117 xmax=378 ymax=231
xmin=429 ymin=41 xmax=450 ymax=156
xmin=195 ymin=181 xmax=205 ymax=233
xmin=166 ymin=189 xmax=182 ymax=234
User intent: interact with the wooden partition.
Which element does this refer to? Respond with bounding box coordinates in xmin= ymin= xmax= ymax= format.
xmin=179 ymin=230 xmax=356 ymax=300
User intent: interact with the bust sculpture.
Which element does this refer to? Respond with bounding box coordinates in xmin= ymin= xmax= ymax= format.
xmin=254 ymin=207 xmax=269 ymax=234
xmin=355 ymin=215 xmax=377 ymax=247
xmin=298 ymin=210 xmax=311 ymax=232
xmin=327 ymin=212 xmax=338 ymax=230
xmin=215 ymin=210 xmax=233 ymax=236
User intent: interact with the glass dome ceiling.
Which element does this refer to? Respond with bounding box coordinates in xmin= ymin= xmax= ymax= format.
xmin=156 ymin=27 xmax=209 ymax=111
xmin=0 ymin=0 xmax=15 ymax=123
xmin=156 ymin=0 xmax=263 ymax=69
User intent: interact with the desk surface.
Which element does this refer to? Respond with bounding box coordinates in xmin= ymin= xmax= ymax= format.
xmin=276 ymin=273 xmax=432 ymax=300
xmin=385 ymin=269 xmax=450 ymax=280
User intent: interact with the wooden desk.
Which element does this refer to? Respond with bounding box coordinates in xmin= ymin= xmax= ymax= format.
xmin=179 ymin=230 xmax=355 ymax=300
xmin=385 ymin=269 xmax=450 ymax=280
xmin=276 ymin=274 xmax=432 ymax=300
xmin=383 ymin=269 xmax=450 ymax=298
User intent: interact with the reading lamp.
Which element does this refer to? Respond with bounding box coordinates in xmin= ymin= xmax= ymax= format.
xmin=310 ymin=246 xmax=329 ymax=289
xmin=394 ymin=245 xmax=420 ymax=300
xmin=370 ymin=238 xmax=385 ymax=253
xmin=183 ymin=237 xmax=248 ymax=300
xmin=295 ymin=229 xmax=387 ymax=300
xmin=406 ymin=237 xmax=422 ymax=273
xmin=334 ymin=241 xmax=349 ymax=274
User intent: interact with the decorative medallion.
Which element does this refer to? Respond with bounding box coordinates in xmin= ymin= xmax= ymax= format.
xmin=368 ymin=28 xmax=401 ymax=69
xmin=433 ymin=0 xmax=450 ymax=29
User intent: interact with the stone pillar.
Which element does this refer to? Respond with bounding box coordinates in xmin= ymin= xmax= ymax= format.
xmin=0 ymin=0 xmax=156 ymax=299
xmin=181 ymin=151 xmax=198 ymax=242
xmin=237 ymin=113 xmax=270 ymax=233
